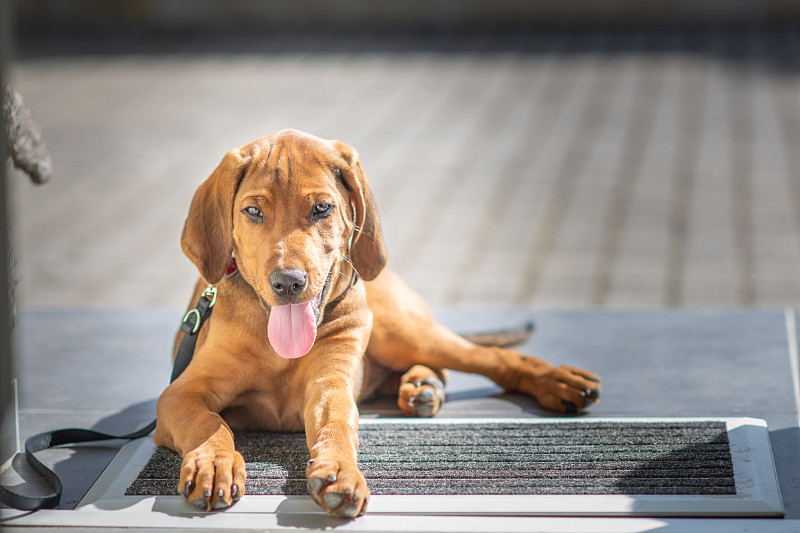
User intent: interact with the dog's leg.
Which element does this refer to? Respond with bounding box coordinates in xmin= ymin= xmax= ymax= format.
xmin=366 ymin=270 xmax=600 ymax=413
xmin=302 ymin=347 xmax=371 ymax=518
xmin=155 ymin=371 xmax=246 ymax=511
xmin=397 ymin=365 xmax=447 ymax=417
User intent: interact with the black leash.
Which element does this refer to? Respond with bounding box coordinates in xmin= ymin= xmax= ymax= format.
xmin=171 ymin=285 xmax=216 ymax=383
xmin=0 ymin=285 xmax=217 ymax=511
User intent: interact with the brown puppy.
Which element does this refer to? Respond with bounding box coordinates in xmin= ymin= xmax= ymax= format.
xmin=154 ymin=130 xmax=600 ymax=518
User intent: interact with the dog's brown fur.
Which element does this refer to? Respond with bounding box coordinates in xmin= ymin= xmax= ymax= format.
xmin=154 ymin=130 xmax=600 ymax=517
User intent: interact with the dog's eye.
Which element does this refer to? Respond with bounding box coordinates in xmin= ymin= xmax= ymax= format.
xmin=311 ymin=202 xmax=334 ymax=221
xmin=243 ymin=206 xmax=263 ymax=222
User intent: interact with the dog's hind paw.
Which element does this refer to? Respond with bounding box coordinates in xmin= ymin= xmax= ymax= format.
xmin=398 ymin=366 xmax=446 ymax=418
xmin=524 ymin=364 xmax=601 ymax=414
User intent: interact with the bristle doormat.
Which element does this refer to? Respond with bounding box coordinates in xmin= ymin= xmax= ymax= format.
xmin=71 ymin=418 xmax=781 ymax=518
xmin=128 ymin=421 xmax=735 ymax=497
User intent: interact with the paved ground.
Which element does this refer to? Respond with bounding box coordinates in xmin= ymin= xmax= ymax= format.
xmin=7 ymin=27 xmax=800 ymax=309
xmin=3 ymin=308 xmax=800 ymax=526
xmin=4 ymin=26 xmax=800 ymax=532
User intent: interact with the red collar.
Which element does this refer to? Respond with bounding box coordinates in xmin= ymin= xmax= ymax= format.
xmin=224 ymin=257 xmax=239 ymax=278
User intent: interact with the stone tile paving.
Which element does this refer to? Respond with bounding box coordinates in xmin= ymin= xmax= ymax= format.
xmin=6 ymin=28 xmax=800 ymax=309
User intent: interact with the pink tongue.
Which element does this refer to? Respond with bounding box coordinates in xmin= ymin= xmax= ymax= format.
xmin=267 ymin=302 xmax=317 ymax=359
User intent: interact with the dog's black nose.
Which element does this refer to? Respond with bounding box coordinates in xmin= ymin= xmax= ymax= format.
xmin=269 ymin=269 xmax=307 ymax=298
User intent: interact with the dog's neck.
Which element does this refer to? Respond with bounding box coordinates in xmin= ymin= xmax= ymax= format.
xmin=327 ymin=264 xmax=359 ymax=308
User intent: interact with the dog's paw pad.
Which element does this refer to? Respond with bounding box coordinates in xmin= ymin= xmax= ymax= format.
xmin=190 ymin=497 xmax=207 ymax=509
xmin=323 ymin=492 xmax=346 ymax=510
xmin=416 ymin=387 xmax=436 ymax=403
xmin=399 ymin=376 xmax=445 ymax=418
xmin=340 ymin=500 xmax=360 ymax=518
xmin=561 ymin=400 xmax=578 ymax=414
xmin=307 ymin=477 xmax=328 ymax=496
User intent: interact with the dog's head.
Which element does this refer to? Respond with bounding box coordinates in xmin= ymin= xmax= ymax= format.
xmin=181 ymin=129 xmax=387 ymax=358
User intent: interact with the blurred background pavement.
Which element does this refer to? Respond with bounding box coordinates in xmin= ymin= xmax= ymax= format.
xmin=6 ymin=1 xmax=800 ymax=310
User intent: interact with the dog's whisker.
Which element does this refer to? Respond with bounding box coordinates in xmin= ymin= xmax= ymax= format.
xmin=352 ymin=225 xmax=374 ymax=238
xmin=342 ymin=255 xmax=364 ymax=280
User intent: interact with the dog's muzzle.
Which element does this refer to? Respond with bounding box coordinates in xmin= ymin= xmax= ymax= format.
xmin=265 ymin=269 xmax=333 ymax=359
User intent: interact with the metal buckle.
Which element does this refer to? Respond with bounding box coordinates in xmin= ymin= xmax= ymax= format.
xmin=201 ymin=285 xmax=218 ymax=308
xmin=182 ymin=309 xmax=202 ymax=334
xmin=181 ymin=285 xmax=217 ymax=335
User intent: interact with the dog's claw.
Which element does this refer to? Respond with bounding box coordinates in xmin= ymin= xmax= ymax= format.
xmin=185 ymin=479 xmax=238 ymax=511
xmin=582 ymin=388 xmax=599 ymax=407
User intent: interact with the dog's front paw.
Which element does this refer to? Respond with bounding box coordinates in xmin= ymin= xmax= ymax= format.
xmin=306 ymin=457 xmax=369 ymax=518
xmin=530 ymin=364 xmax=601 ymax=414
xmin=178 ymin=444 xmax=246 ymax=511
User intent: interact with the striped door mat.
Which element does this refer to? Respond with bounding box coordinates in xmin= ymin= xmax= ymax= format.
xmin=127 ymin=420 xmax=736 ymax=497
xmin=120 ymin=418 xmax=783 ymax=517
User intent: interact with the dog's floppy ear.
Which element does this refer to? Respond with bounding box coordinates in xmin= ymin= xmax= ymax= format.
xmin=181 ymin=148 xmax=250 ymax=284
xmin=334 ymin=141 xmax=388 ymax=281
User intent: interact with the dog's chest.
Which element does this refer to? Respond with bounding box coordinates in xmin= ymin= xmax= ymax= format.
xmin=221 ymin=385 xmax=306 ymax=433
